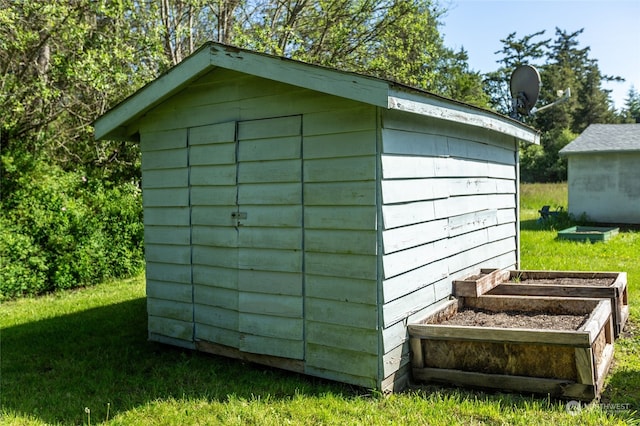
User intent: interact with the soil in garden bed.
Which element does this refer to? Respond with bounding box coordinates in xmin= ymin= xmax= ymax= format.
xmin=441 ymin=308 xmax=589 ymax=330
xmin=512 ymin=277 xmax=615 ymax=286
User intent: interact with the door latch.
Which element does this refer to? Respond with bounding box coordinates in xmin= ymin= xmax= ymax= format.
xmin=232 ymin=211 xmax=247 ymax=225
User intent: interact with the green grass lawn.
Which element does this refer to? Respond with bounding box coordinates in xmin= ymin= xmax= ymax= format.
xmin=1 ymin=183 xmax=638 ymax=425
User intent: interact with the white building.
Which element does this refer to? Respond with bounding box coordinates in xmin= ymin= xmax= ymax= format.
xmin=560 ymin=124 xmax=640 ymax=224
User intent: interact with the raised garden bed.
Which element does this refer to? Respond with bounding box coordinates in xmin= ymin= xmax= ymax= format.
xmin=453 ymin=268 xmax=508 ymax=297
xmin=557 ymin=226 xmax=619 ymax=242
xmin=408 ymin=295 xmax=615 ymax=401
xmin=455 ymin=269 xmax=628 ymax=337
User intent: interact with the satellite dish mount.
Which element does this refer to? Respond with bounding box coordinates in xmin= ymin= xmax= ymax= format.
xmin=509 ymin=65 xmax=571 ymax=120
xmin=509 ymin=65 xmax=541 ymax=119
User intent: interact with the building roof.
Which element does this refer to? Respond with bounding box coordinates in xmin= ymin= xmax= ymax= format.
xmin=94 ymin=42 xmax=539 ymax=144
xmin=560 ymin=123 xmax=640 ymax=155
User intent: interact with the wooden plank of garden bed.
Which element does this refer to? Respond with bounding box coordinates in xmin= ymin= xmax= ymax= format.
xmin=574 ymin=347 xmax=596 ymax=385
xmin=464 ymin=294 xmax=601 ymax=315
xmin=410 ymin=338 xmax=424 ymax=368
xmin=595 ymin=344 xmax=615 ymax=391
xmin=613 ymin=272 xmax=628 ymax=295
xmin=407 ymin=324 xmax=592 ymax=347
xmin=510 ymin=270 xmax=621 ymax=280
xmin=453 ymin=268 xmax=510 ymax=297
xmin=492 ymin=272 xmax=627 ymax=338
xmin=416 ymin=298 xmax=460 ymax=324
xmin=489 ymin=284 xmax=617 ymax=298
xmin=412 ymin=367 xmax=596 ymax=401
xmin=580 ymin=300 xmax=613 ymax=344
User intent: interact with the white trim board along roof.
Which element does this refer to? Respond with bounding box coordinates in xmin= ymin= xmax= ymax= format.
xmin=94 ymin=42 xmax=540 ymax=144
xmin=560 ymin=123 xmax=640 ymax=155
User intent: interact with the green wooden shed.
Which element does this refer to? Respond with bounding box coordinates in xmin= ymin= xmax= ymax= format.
xmin=94 ymin=42 xmax=539 ymax=392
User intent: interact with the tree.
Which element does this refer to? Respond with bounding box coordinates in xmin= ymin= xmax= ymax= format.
xmin=483 ymin=30 xmax=550 ymax=115
xmin=486 ymin=28 xmax=622 ymax=182
xmin=534 ymin=28 xmax=619 ymax=135
xmin=435 ymin=48 xmax=490 ymax=107
xmin=519 ymin=127 xmax=577 ymax=182
xmin=621 ymin=86 xmax=640 ymax=123
xmin=155 ymin=0 xmax=243 ymax=66
xmin=365 ymin=2 xmax=489 ymax=107
xmin=230 ymin=0 xmax=487 ymax=106
xmin=0 ymin=0 xmax=166 ymax=181
xmin=1 ymin=1 xmax=157 ymax=296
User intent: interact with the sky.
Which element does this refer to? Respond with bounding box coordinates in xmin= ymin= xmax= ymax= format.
xmin=440 ymin=0 xmax=640 ymax=111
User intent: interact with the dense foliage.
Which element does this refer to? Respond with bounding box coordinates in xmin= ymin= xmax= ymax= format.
xmin=0 ymin=0 xmax=158 ymax=298
xmin=0 ymin=152 xmax=143 ymax=299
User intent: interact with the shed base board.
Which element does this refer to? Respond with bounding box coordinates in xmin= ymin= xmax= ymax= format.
xmin=149 ymin=333 xmax=196 ymax=350
xmin=382 ymin=367 xmax=411 ymax=393
xmin=196 ymin=340 xmax=305 ymax=374
xmin=412 ymin=368 xmax=597 ymax=401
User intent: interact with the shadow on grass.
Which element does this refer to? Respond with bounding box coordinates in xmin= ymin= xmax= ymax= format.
xmin=520 ymin=208 xmax=585 ymax=232
xmin=5 ymin=297 xmax=639 ymax=424
xmin=520 ymin=218 xmax=548 ymax=231
xmin=1 ymin=298 xmax=355 ymax=424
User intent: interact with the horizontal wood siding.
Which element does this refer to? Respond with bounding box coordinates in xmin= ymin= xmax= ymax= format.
xmin=138 ymin=71 xmax=380 ymax=388
xmin=303 ymin=105 xmax=379 ymax=388
xmin=379 ymin=109 xmax=519 ymax=391
xmin=235 ymin=116 xmax=305 ymax=360
xmin=141 ymin=129 xmax=194 ymax=346
xmin=189 ymin=121 xmax=240 ymax=349
xmin=139 ymin=69 xmax=366 ymax=133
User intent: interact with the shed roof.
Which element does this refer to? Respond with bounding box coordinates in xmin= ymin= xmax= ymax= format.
xmin=94 ymin=42 xmax=539 ymax=144
xmin=560 ymin=123 xmax=640 ymax=155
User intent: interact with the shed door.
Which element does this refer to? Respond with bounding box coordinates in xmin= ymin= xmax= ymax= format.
xmin=236 ymin=116 xmax=304 ymax=359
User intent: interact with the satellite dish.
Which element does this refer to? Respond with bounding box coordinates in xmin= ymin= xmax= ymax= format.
xmin=510 ymin=65 xmax=541 ymax=119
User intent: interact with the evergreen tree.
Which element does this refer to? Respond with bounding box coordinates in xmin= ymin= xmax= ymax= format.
xmin=621 ymin=86 xmax=640 ymax=123
xmin=487 ymin=28 xmax=622 ymax=182
xmin=483 ymin=30 xmax=549 ymax=115
xmin=534 ymin=29 xmax=619 ymax=135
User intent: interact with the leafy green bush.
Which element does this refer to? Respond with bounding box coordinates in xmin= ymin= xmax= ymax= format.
xmin=0 ymin=217 xmax=49 ymax=297
xmin=0 ymin=153 xmax=143 ymax=299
